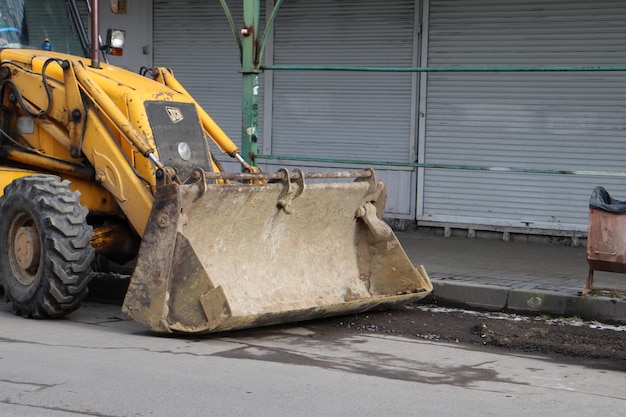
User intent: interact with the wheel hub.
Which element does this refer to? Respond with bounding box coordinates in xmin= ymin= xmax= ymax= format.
xmin=14 ymin=226 xmax=40 ymax=272
xmin=9 ymin=213 xmax=41 ymax=285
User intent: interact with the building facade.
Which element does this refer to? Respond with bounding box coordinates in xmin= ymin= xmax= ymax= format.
xmin=103 ymin=0 xmax=626 ymax=237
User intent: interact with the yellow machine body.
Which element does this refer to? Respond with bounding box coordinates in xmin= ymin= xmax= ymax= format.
xmin=0 ymin=48 xmax=431 ymax=334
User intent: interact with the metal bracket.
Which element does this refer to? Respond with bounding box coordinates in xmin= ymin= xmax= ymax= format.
xmin=184 ymin=168 xmax=207 ymax=200
xmin=277 ymin=168 xmax=305 ymax=214
xmin=355 ymin=167 xmax=380 ymax=199
xmin=355 ymin=202 xmax=393 ymax=244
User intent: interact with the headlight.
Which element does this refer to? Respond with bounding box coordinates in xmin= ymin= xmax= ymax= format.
xmin=103 ymin=29 xmax=125 ymax=56
xmin=107 ymin=29 xmax=125 ymax=48
xmin=177 ymin=142 xmax=192 ymax=161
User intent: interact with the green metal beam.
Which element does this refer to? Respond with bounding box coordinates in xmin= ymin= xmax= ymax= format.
xmin=258 ymin=0 xmax=284 ymax=66
xmin=262 ymin=64 xmax=626 ymax=72
xmin=256 ymin=154 xmax=626 ymax=177
xmin=241 ymin=0 xmax=261 ymax=167
xmin=237 ymin=0 xmax=285 ymax=168
xmin=219 ymin=0 xmax=243 ymax=62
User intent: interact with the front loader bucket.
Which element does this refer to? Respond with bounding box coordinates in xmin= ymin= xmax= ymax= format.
xmin=122 ymin=169 xmax=432 ymax=334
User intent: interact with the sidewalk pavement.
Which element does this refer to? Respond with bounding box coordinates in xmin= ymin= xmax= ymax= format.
xmin=397 ymin=231 xmax=626 ymax=324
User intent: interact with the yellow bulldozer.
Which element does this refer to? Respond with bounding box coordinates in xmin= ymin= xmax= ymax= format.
xmin=0 ymin=0 xmax=431 ymax=334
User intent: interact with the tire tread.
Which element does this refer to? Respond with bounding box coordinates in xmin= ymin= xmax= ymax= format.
xmin=0 ymin=175 xmax=94 ymax=319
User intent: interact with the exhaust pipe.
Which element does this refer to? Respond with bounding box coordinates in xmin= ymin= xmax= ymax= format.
xmin=90 ymin=0 xmax=100 ymax=68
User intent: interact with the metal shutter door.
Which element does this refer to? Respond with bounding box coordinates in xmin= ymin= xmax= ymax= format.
xmin=270 ymin=0 xmax=419 ymax=217
xmin=421 ymin=0 xmax=626 ymax=232
xmin=153 ymin=0 xmax=264 ymax=168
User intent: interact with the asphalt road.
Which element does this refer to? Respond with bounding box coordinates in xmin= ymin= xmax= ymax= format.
xmin=1 ymin=301 xmax=625 ymax=417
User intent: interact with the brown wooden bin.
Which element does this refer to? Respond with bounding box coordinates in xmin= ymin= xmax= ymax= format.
xmin=584 ymin=186 xmax=626 ymax=295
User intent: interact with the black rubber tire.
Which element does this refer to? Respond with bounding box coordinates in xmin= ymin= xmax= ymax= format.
xmin=0 ymin=175 xmax=95 ymax=318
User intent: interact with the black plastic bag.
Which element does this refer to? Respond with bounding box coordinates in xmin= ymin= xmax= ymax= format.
xmin=589 ymin=186 xmax=626 ymax=213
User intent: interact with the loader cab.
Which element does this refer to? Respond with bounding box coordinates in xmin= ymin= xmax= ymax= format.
xmin=0 ymin=0 xmax=87 ymax=56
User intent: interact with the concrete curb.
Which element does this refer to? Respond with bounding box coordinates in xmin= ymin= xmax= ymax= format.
xmin=425 ymin=280 xmax=626 ymax=324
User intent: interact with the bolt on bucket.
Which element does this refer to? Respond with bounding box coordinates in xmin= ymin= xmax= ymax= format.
xmin=122 ymin=169 xmax=432 ymax=334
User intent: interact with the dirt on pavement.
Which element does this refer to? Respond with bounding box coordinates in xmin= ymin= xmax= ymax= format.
xmin=87 ymin=277 xmax=626 ymax=366
xmin=319 ymin=303 xmax=626 ymax=363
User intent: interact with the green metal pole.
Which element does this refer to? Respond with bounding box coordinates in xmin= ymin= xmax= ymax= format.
xmin=219 ymin=0 xmax=243 ymax=61
xmin=241 ymin=0 xmax=261 ymax=167
xmin=258 ymin=0 xmax=284 ymax=65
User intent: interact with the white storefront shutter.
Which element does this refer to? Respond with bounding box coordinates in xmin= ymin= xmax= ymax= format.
xmin=269 ymin=0 xmax=419 ymax=217
xmin=421 ymin=0 xmax=626 ymax=232
xmin=153 ymin=0 xmax=264 ymax=169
